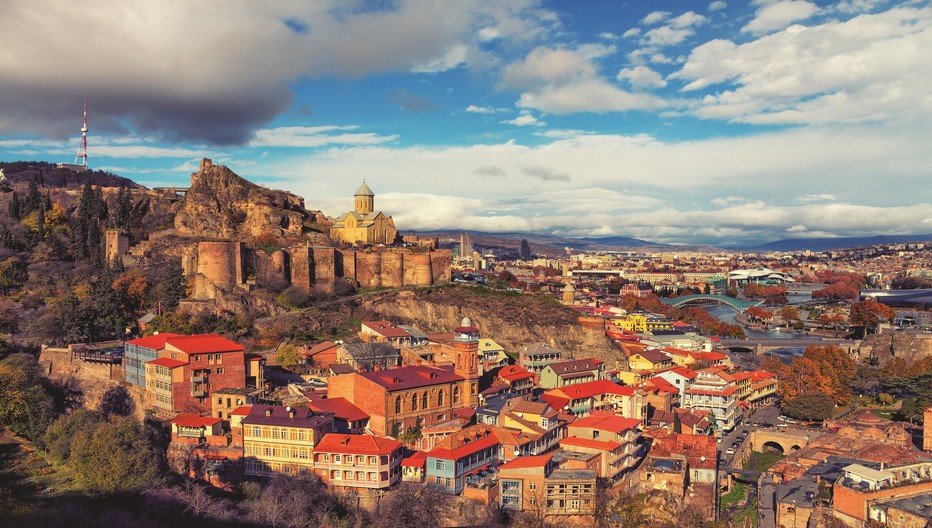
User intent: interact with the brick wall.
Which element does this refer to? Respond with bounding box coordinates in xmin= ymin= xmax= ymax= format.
xmin=834 ymin=480 xmax=932 ymax=521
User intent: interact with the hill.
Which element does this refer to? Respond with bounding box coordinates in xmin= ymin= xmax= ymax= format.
xmin=0 ymin=161 xmax=142 ymax=188
xmin=749 ymin=234 xmax=932 ymax=252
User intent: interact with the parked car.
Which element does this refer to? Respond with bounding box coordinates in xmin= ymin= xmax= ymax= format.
xmin=725 ymin=448 xmax=735 ymax=455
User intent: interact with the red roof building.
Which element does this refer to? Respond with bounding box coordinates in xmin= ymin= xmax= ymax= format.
xmin=313 ymin=433 xmax=404 ymax=490
xmin=309 ymin=397 xmax=370 ymax=434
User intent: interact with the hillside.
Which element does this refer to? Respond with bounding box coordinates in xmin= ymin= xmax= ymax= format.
xmin=749 ymin=234 xmax=932 ymax=252
xmin=0 ymin=161 xmax=142 ymax=188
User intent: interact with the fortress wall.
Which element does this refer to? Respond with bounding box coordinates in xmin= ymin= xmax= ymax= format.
xmin=430 ymin=250 xmax=452 ymax=284
xmin=288 ymin=246 xmax=313 ymax=293
xmin=339 ymin=249 xmax=356 ymax=281
xmin=404 ymin=252 xmax=433 ymax=286
xmin=105 ymin=230 xmax=129 ymax=264
xmin=310 ymin=247 xmax=336 ymax=287
xmin=381 ymin=251 xmax=404 ymax=288
xmin=356 ymin=251 xmax=382 ymax=289
xmin=250 ymin=249 xmax=289 ymax=290
xmin=196 ymin=241 xmax=242 ymax=292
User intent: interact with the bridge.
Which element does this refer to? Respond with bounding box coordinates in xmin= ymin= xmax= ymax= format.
xmin=748 ymin=428 xmax=819 ymax=454
xmin=720 ymin=337 xmax=860 ymax=355
xmin=661 ymin=294 xmax=763 ymax=312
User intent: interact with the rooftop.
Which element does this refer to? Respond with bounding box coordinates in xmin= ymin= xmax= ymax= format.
xmin=315 ymin=433 xmax=402 ymax=455
xmin=242 ymin=404 xmax=334 ymax=429
xmin=359 ymin=365 xmax=464 ymax=390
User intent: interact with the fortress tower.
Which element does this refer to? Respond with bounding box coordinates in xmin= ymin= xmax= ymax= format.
xmin=452 ymin=316 xmax=480 ymax=407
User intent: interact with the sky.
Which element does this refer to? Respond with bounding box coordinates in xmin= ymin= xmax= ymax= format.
xmin=1 ymin=0 xmax=930 ymax=247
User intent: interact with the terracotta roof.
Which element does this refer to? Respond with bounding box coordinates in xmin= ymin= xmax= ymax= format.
xmin=401 ymin=451 xmax=428 ymax=467
xmin=359 ymin=365 xmax=464 ymax=390
xmin=498 ymin=365 xmax=535 ymax=382
xmin=315 ymin=433 xmax=402 ymax=456
xmin=569 ymin=414 xmax=641 ymax=434
xmin=231 ymin=405 xmax=252 ymax=416
xmin=498 ymin=454 xmax=553 ymax=470
xmin=242 ymin=404 xmax=334 ymax=428
xmin=546 ymin=358 xmax=604 ymax=376
xmin=428 ymin=434 xmax=499 ymax=461
xmin=147 ymin=357 xmax=187 ymax=368
xmin=172 ymin=414 xmax=222 ymax=428
xmin=309 ymin=397 xmax=369 ymax=422
xmin=545 ymin=380 xmax=636 ymax=400
xmin=560 ymin=436 xmax=623 ymax=451
xmin=304 ymin=341 xmax=338 ymax=357
xmin=644 ymin=377 xmax=679 ymax=395
xmin=663 ymin=366 xmax=698 ymax=379
xmin=167 ymin=334 xmax=244 ymax=354
xmin=362 ymin=321 xmax=412 ymax=339
xmin=126 ymin=333 xmax=181 ymax=349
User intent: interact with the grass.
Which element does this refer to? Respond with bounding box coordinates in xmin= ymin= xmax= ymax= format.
xmin=720 ymin=481 xmax=747 ymax=510
xmin=745 ymin=451 xmax=784 ymax=472
xmin=0 ymin=432 xmax=74 ymax=515
xmin=721 ymin=481 xmax=759 ymax=527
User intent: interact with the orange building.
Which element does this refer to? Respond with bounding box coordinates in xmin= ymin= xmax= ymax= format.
xmin=313 ymin=433 xmax=404 ymax=491
xmin=498 ymin=453 xmax=597 ymax=517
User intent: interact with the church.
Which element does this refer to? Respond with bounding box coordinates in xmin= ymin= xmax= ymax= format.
xmin=329 ymin=181 xmax=398 ymax=245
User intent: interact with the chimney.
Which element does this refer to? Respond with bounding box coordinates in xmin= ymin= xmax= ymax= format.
xmin=265 ymin=407 xmax=272 ymax=417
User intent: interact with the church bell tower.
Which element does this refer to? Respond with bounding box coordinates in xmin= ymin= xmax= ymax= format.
xmin=453 ymin=316 xmax=480 ymax=407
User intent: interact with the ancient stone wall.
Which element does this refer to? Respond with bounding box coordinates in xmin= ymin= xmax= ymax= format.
xmin=339 ymin=249 xmax=356 ymax=281
xmin=404 ymin=253 xmax=432 ymax=285
xmin=38 ymin=346 xmax=146 ymax=419
xmin=105 ymin=229 xmax=129 ymax=264
xmin=430 ymin=251 xmax=452 ymax=284
xmin=289 ymin=246 xmax=313 ymax=293
xmin=245 ymin=249 xmax=290 ymax=291
xmin=310 ymin=247 xmax=336 ymax=288
xmin=195 ymin=241 xmax=243 ymax=298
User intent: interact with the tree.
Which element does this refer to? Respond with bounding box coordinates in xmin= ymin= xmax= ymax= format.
xmin=803 ymin=345 xmax=856 ymax=403
xmin=779 ymin=306 xmax=800 ymax=327
xmin=374 ymin=483 xmax=452 ymax=528
xmin=275 ymin=343 xmax=304 ymax=371
xmin=849 ymin=299 xmax=895 ymax=335
xmin=99 ymin=385 xmax=136 ymax=417
xmin=781 ymin=392 xmax=835 ymax=421
xmin=159 ymin=259 xmax=188 ymax=310
xmin=43 ymin=408 xmax=107 ymax=464
xmin=68 ymin=415 xmax=163 ymax=492
xmin=7 ymin=191 xmax=21 ymax=220
xmin=779 ymin=357 xmax=831 ymax=402
xmin=0 ymin=354 xmax=59 ymax=442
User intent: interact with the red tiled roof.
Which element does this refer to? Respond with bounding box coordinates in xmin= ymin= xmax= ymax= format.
xmin=428 ymin=434 xmax=499 ymax=461
xmin=147 ymin=357 xmax=187 ymax=368
xmin=498 ymin=365 xmax=535 ymax=382
xmin=166 ymin=334 xmax=244 ymax=354
xmin=402 ymin=451 xmax=428 ymax=467
xmin=315 ymin=433 xmax=402 ymax=456
xmin=309 ymin=397 xmax=369 ymax=422
xmin=359 ymin=365 xmax=464 ymax=390
xmin=172 ymin=414 xmax=222 ymax=428
xmin=560 ymin=436 xmax=623 ymax=451
xmin=569 ymin=414 xmax=641 ymax=434
xmin=231 ymin=405 xmax=252 ymax=416
xmin=304 ymin=341 xmax=338 ymax=357
xmin=662 ymin=366 xmax=698 ymax=379
xmin=498 ymin=454 xmax=553 ymax=470
xmin=362 ymin=321 xmax=412 ymax=339
xmin=644 ymin=377 xmax=679 ymax=395
xmin=546 ymin=379 xmax=636 ymax=400
xmin=126 ymin=333 xmax=181 ymax=350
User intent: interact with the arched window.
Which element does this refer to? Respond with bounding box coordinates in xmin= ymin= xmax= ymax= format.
xmin=395 ymin=396 xmax=402 ymax=414
xmin=421 ymin=392 xmax=428 ymax=409
xmin=453 ymin=386 xmax=460 ymax=404
xmin=437 ymin=390 xmax=444 ymax=407
xmin=412 ymin=396 xmax=418 ymax=412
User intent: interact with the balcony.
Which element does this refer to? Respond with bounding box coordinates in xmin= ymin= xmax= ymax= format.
xmin=192 ymin=389 xmax=205 ymax=398
xmin=192 ymin=375 xmax=205 ymax=383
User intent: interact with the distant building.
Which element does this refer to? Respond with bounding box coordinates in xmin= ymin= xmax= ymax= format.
xmin=124 ymin=333 xmax=181 ymax=388
xmin=330 ymin=181 xmax=397 ymax=245
xmin=426 ymin=425 xmax=500 ymax=494
xmin=313 ymin=433 xmax=404 ymax=491
xmin=498 ymin=454 xmax=597 ymax=516
xmin=518 ymin=343 xmax=563 ymax=375
xmin=539 ymin=358 xmax=604 ymax=389
xmin=241 ymin=404 xmax=334 ymax=478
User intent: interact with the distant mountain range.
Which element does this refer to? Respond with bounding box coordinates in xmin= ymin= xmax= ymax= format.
xmin=747 ymin=234 xmax=932 ymax=252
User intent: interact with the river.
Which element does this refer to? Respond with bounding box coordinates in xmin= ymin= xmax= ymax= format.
xmin=703 ymin=292 xmax=813 ymax=360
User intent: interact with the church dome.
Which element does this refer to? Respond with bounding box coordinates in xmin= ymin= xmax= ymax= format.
xmin=354 ymin=181 xmax=374 ymax=197
xmin=563 ymin=283 xmax=576 ymax=291
xmin=460 ymin=316 xmax=473 ymax=328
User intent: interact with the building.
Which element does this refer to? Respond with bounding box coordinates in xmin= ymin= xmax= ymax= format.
xmin=478 ymin=338 xmax=508 ymax=374
xmin=518 ymin=343 xmax=563 ymax=375
xmin=124 ymin=333 xmax=180 ymax=388
xmin=540 ymin=380 xmax=646 ymax=420
xmin=313 ymin=433 xmax=404 ymax=491
xmin=336 ymin=342 xmax=400 ymax=372
xmin=426 ymin=426 xmax=500 ymax=494
xmin=211 ymin=387 xmax=262 ymax=419
xmin=449 ymin=317 xmax=481 ymax=408
xmin=498 ymin=454 xmax=597 ymax=517
xmin=539 ymin=358 xmax=604 ymax=389
xmin=560 ymin=412 xmax=644 ymax=481
xmin=834 ymin=462 xmax=932 ymax=524
xmin=626 ymin=349 xmax=673 ymax=373
xmin=329 ymin=181 xmax=398 ymax=245
xmin=327 ymin=364 xmax=470 ymax=437
xmin=308 ymin=397 xmax=370 ymax=434
xmin=496 ymin=399 xmax=565 ymax=456
xmin=654 ymin=366 xmax=698 ymax=400
xmin=926 ymin=406 xmax=932 ymax=451
xmin=359 ymin=320 xmax=414 ymax=349
xmin=143 ymin=334 xmax=248 ymax=415
xmin=241 ymin=404 xmax=334 ymax=478
xmin=496 ymin=365 xmax=536 ymax=395
xmin=682 ymin=370 xmax=741 ymax=433
xmin=168 ymin=414 xmax=242 ymax=491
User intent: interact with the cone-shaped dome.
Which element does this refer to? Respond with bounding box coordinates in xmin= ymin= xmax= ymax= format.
xmin=354 ymin=181 xmax=374 ymax=196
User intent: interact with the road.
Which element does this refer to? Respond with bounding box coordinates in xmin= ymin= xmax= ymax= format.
xmin=718 ymin=404 xmax=783 ymax=524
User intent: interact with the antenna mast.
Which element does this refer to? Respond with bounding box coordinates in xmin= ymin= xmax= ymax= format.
xmin=74 ymin=97 xmax=88 ymax=170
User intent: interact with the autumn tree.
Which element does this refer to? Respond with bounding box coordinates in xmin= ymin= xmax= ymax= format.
xmin=373 ymin=483 xmax=453 ymax=528
xmin=781 ymin=391 xmax=835 ymax=421
xmin=779 ymin=357 xmax=832 ymax=402
xmin=849 ymin=299 xmax=895 ymax=335
xmin=779 ymin=306 xmax=800 ymax=327
xmin=68 ymin=415 xmax=164 ymax=492
xmin=0 ymin=354 xmax=58 ymax=441
xmin=803 ymin=345 xmax=856 ymax=403
xmin=275 ymin=343 xmax=304 ymax=371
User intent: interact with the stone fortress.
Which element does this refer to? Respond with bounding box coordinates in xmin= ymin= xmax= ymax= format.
xmin=106 ymin=159 xmax=450 ymax=306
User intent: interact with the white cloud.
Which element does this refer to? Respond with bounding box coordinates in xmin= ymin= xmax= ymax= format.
xmin=677 ymin=7 xmax=932 ymax=125
xmin=617 ymin=66 xmax=668 ymax=90
xmin=669 ymin=11 xmax=708 ymax=28
xmin=465 ymin=105 xmax=506 ymax=114
xmin=622 ymin=28 xmax=641 ymax=38
xmin=249 ymin=126 xmax=398 ymax=148
xmin=796 ymin=193 xmax=838 ymax=202
xmin=642 ymin=26 xmax=696 ymax=47
xmin=410 ymin=44 xmax=468 ymax=73
xmin=709 ymin=1 xmax=727 ymax=12
xmin=598 ymin=32 xmax=618 ymax=40
xmin=642 ymin=11 xmax=671 ymax=25
xmin=575 ymin=43 xmax=617 ymax=60
xmin=502 ymin=111 xmax=546 ymax=127
xmin=247 ymin=124 xmax=932 ymax=244
xmin=741 ymin=0 xmax=819 ymax=34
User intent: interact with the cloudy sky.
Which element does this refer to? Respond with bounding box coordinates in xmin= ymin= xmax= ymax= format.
xmin=1 ymin=0 xmax=930 ymax=246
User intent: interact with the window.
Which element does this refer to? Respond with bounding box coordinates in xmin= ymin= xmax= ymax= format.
xmin=368 ymin=456 xmax=377 ymax=465
xmin=421 ymin=392 xmax=428 ymax=409
xmin=322 ymin=454 xmax=329 ymax=462
xmin=437 ymin=390 xmax=444 ymax=406
xmin=412 ymin=397 xmax=418 ymax=412
xmin=251 ymin=426 xmax=261 ymax=438
xmin=453 ymin=386 xmax=460 ymax=403
xmin=334 ymin=455 xmax=341 ymax=463
xmin=435 ymin=460 xmax=444 ymax=470
xmin=529 ymin=481 xmax=537 ymax=490
xmin=216 ymin=367 xmax=224 ymax=374
xmin=395 ymin=396 xmax=402 ymax=414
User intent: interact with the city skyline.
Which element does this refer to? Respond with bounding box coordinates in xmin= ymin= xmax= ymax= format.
xmin=0 ymin=0 xmax=930 ymax=246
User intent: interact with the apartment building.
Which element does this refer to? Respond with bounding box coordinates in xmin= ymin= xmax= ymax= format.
xmin=241 ymin=404 xmax=334 ymax=478
xmin=313 ymin=433 xmax=404 ymax=491
xmin=682 ymin=370 xmax=742 ymax=432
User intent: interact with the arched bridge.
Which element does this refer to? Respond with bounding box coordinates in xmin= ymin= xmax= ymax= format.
xmin=749 ymin=429 xmax=819 ymax=455
xmin=661 ymin=294 xmax=763 ymax=312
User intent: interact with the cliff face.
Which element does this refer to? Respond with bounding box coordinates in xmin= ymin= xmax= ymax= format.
xmin=357 ymin=287 xmax=624 ymax=365
xmin=174 ymin=159 xmax=329 ymax=242
xmin=858 ymin=331 xmax=932 ymax=364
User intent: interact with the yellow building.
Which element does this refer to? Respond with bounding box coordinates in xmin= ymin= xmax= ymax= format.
xmin=611 ymin=314 xmax=673 ymax=333
xmin=627 ymin=349 xmax=673 ymax=372
xmin=241 ymin=404 xmax=334 ymax=478
xmin=330 ymin=181 xmax=398 ymax=245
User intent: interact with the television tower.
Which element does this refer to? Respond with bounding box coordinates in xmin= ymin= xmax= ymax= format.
xmin=73 ymin=97 xmax=88 ymax=170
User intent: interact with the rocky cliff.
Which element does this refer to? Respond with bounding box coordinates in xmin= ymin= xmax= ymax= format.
xmin=174 ymin=158 xmax=329 ymax=242
xmin=359 ymin=287 xmax=624 ymax=365
xmin=858 ymin=331 xmax=932 ymax=364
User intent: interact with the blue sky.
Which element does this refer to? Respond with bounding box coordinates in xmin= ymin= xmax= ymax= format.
xmin=1 ymin=0 xmax=930 ymax=246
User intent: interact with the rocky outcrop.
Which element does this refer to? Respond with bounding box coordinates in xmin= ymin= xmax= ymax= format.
xmin=858 ymin=331 xmax=932 ymax=364
xmin=174 ymin=158 xmax=329 ymax=242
